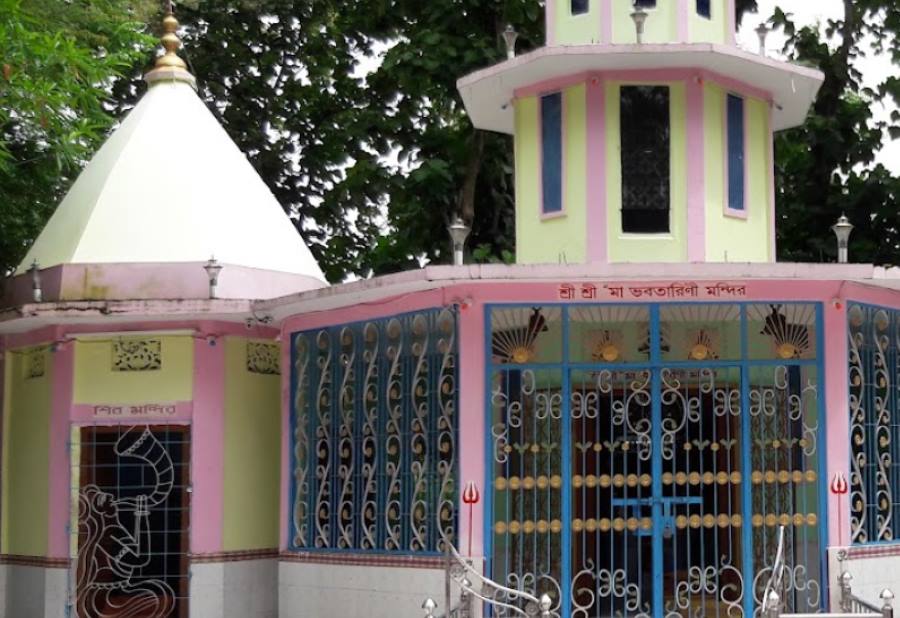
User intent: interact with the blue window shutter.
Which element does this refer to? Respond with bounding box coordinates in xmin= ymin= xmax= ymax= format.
xmin=541 ymin=93 xmax=563 ymax=214
xmin=727 ymin=94 xmax=745 ymax=211
xmin=696 ymin=0 xmax=711 ymax=18
xmin=571 ymin=0 xmax=589 ymax=15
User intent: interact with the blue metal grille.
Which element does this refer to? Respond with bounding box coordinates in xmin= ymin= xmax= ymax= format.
xmin=289 ymin=308 xmax=458 ymax=554
xmin=488 ymin=303 xmax=825 ymax=618
xmin=848 ymin=303 xmax=900 ymax=544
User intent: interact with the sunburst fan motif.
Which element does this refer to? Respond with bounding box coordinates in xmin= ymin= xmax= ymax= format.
xmin=491 ymin=307 xmax=549 ymax=364
xmin=757 ymin=304 xmax=812 ymax=359
xmin=687 ymin=329 xmax=719 ymax=361
xmin=587 ymin=329 xmax=624 ymax=362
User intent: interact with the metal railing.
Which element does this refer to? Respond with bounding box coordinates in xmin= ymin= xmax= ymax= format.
xmin=757 ymin=526 xmax=894 ymax=618
xmin=422 ymin=543 xmax=552 ymax=618
xmin=763 ymin=568 xmax=894 ymax=618
xmin=425 ymin=530 xmax=893 ymax=618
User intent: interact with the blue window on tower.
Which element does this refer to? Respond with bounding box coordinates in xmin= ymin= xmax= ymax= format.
xmin=697 ymin=0 xmax=711 ymax=18
xmin=727 ymin=94 xmax=745 ymax=212
xmin=571 ymin=0 xmax=589 ymax=15
xmin=541 ymin=92 xmax=563 ymax=215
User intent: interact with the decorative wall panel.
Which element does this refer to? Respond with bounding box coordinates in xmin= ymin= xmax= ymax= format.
xmin=290 ymin=308 xmax=458 ymax=554
xmin=112 ymin=339 xmax=162 ymax=372
xmin=247 ymin=341 xmax=280 ymax=375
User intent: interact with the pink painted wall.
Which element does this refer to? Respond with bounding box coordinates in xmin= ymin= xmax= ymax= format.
xmin=47 ymin=334 xmax=73 ymax=558
xmin=191 ymin=336 xmax=225 ymax=554
xmin=586 ymin=76 xmax=608 ymax=263
xmin=1 ymin=262 xmax=324 ymax=306
xmin=686 ymin=75 xmax=706 ymax=262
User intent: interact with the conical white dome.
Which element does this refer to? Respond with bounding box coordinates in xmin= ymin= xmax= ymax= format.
xmin=17 ymin=76 xmax=325 ymax=285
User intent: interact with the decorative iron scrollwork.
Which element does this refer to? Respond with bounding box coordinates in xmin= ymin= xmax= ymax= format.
xmin=247 ymin=341 xmax=280 ymax=375
xmin=25 ymin=347 xmax=45 ymax=379
xmin=112 ymin=339 xmax=161 ymax=372
xmin=290 ymin=308 xmax=458 ymax=553
xmin=848 ymin=303 xmax=899 ymax=544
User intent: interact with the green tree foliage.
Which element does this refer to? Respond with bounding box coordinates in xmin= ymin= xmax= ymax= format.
xmin=0 ymin=0 xmax=155 ymax=275
xmin=771 ymin=1 xmax=900 ymax=263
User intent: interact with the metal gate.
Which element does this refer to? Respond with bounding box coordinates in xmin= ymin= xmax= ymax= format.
xmin=487 ymin=303 xmax=826 ymax=618
xmin=72 ymin=424 xmax=190 ymax=618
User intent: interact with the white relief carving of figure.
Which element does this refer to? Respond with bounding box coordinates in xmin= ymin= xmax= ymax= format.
xmin=76 ymin=427 xmax=176 ymax=618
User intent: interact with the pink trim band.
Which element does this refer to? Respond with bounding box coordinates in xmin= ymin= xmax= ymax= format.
xmin=600 ymin=0 xmax=612 ymax=44
xmin=586 ymin=76 xmax=608 ymax=262
xmin=844 ymin=544 xmax=900 ymax=559
xmin=546 ymin=0 xmax=556 ymax=45
xmin=191 ymin=339 xmax=225 ymax=553
xmin=686 ymin=74 xmax=706 ymax=261
xmin=280 ymin=330 xmax=291 ymax=551
xmin=824 ymin=301 xmax=849 ymax=548
xmin=71 ymin=401 xmax=193 ymax=424
xmin=191 ymin=548 xmax=278 ymax=563
xmin=458 ymin=301 xmax=486 ymax=558
xmin=767 ymin=103 xmax=777 ymax=260
xmin=280 ymin=551 xmax=446 ymax=569
xmin=678 ymin=0 xmax=690 ymax=42
xmin=47 ymin=339 xmax=73 ymax=557
xmin=514 ymin=68 xmax=773 ymax=103
xmin=727 ymin=0 xmax=737 ymax=45
xmin=0 ymin=554 xmax=69 ymax=568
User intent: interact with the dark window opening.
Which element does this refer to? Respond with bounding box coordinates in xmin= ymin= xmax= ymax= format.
xmin=635 ymin=0 xmax=656 ymax=8
xmin=541 ymin=92 xmax=563 ymax=215
xmin=571 ymin=0 xmax=589 ymax=15
xmin=697 ymin=0 xmax=711 ymax=18
xmin=620 ymin=85 xmax=670 ymax=233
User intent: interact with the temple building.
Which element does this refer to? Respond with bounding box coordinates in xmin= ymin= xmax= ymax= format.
xmin=1 ymin=1 xmax=899 ymax=617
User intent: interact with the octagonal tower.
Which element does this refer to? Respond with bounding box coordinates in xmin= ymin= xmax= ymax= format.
xmin=459 ymin=0 xmax=823 ymax=264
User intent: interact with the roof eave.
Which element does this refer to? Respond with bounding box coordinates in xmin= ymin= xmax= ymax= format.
xmin=458 ymin=43 xmax=825 ymax=133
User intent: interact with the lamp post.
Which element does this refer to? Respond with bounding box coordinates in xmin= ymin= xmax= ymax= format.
xmin=29 ymin=260 xmax=42 ymax=303
xmin=832 ymin=214 xmax=854 ymax=264
xmin=203 ymin=257 xmax=223 ymax=299
xmin=502 ymin=25 xmax=519 ymax=60
xmin=630 ymin=4 xmax=648 ymax=44
xmin=755 ymin=22 xmax=769 ymax=56
xmin=448 ymin=216 xmax=471 ymax=266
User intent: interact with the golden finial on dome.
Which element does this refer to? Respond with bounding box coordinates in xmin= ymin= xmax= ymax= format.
xmin=144 ymin=1 xmax=195 ymax=86
xmin=155 ymin=2 xmax=188 ymax=71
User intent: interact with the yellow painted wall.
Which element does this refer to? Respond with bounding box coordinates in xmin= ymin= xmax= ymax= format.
xmin=689 ymin=0 xmax=729 ymax=43
xmin=554 ymin=0 xmax=602 ymax=44
xmin=607 ymin=80 xmax=688 ymax=262
xmin=704 ymin=82 xmax=771 ymax=262
xmin=552 ymin=0 xmax=730 ymax=46
xmin=612 ymin=0 xmax=677 ymax=44
xmin=1 ymin=348 xmax=51 ymax=555
xmin=515 ymin=85 xmax=588 ymax=265
xmin=222 ymin=337 xmax=281 ymax=550
xmin=73 ymin=336 xmax=193 ymax=404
